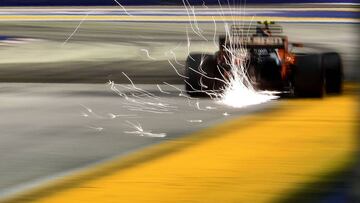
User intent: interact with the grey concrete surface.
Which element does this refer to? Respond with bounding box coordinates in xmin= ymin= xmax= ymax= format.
xmin=0 ymin=83 xmax=275 ymax=199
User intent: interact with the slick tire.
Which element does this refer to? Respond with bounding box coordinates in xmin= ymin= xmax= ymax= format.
xmin=294 ymin=54 xmax=324 ymax=97
xmin=323 ymin=52 xmax=343 ymax=94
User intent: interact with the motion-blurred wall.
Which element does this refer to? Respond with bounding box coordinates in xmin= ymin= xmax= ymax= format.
xmin=0 ymin=0 xmax=358 ymax=6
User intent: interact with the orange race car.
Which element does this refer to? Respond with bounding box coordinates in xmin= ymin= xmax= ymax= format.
xmin=185 ymin=21 xmax=343 ymax=97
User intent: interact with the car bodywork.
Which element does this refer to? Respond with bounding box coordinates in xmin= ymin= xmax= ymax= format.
xmin=185 ymin=21 xmax=343 ymax=97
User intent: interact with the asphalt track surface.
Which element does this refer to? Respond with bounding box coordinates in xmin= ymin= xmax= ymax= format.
xmin=0 ymin=6 xmax=359 ymax=202
xmin=0 ymin=83 xmax=275 ymax=199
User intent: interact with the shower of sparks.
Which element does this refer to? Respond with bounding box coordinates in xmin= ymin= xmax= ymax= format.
xmin=124 ymin=121 xmax=166 ymax=138
xmin=214 ymin=41 xmax=279 ymax=108
xmin=81 ymin=112 xmax=89 ymax=118
xmin=185 ymin=27 xmax=193 ymax=61
xmin=113 ymin=0 xmax=133 ymax=16
xmin=122 ymin=72 xmax=160 ymax=98
xmin=140 ymin=48 xmax=157 ymax=60
xmin=157 ymin=84 xmax=171 ymax=95
xmin=161 ymin=81 xmax=194 ymax=107
xmin=108 ymin=80 xmax=178 ymax=114
xmin=167 ymin=50 xmax=185 ymax=67
xmin=202 ymin=1 xmax=209 ymax=9
xmin=81 ymin=104 xmax=93 ymax=113
xmin=187 ymin=120 xmax=203 ymax=123
xmin=88 ymin=126 xmax=104 ymax=132
xmin=62 ymin=13 xmax=89 ymax=46
xmin=168 ymin=60 xmax=188 ymax=79
xmin=108 ymin=113 xmax=138 ymax=119
xmin=173 ymin=1 xmax=279 ymax=108
xmin=212 ymin=16 xmax=218 ymax=48
xmin=195 ymin=101 xmax=206 ymax=111
xmin=79 ymin=1 xmax=281 ymax=139
xmin=80 ymin=104 xmax=104 ymax=118
xmin=182 ymin=0 xmax=207 ymax=41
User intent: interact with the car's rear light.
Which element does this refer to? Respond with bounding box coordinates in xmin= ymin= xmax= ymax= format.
xmin=286 ymin=54 xmax=296 ymax=65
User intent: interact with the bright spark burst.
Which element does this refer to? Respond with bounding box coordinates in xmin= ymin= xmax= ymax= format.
xmin=214 ymin=34 xmax=279 ymax=108
xmin=177 ymin=1 xmax=280 ymax=108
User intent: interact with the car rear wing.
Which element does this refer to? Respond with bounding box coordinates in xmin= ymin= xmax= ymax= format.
xmin=230 ymin=23 xmax=283 ymax=36
xmin=219 ymin=35 xmax=287 ymax=49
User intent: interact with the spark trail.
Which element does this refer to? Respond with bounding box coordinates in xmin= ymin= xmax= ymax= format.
xmin=79 ymin=2 xmax=279 ymax=138
xmin=62 ymin=12 xmax=89 ymax=46
xmin=140 ymin=48 xmax=157 ymax=60
xmin=108 ymin=80 xmax=178 ymax=115
xmin=124 ymin=121 xmax=166 ymax=138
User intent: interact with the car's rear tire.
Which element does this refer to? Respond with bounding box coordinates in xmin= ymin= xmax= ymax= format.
xmin=294 ymin=54 xmax=324 ymax=97
xmin=185 ymin=53 xmax=217 ymax=97
xmin=323 ymin=52 xmax=343 ymax=94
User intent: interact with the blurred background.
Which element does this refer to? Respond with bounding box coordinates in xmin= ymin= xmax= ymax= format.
xmin=0 ymin=0 xmax=359 ymax=203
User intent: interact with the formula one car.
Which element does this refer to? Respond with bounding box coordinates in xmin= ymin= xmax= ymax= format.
xmin=185 ymin=21 xmax=343 ymax=97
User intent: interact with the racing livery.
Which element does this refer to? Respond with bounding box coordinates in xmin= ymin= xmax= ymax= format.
xmin=185 ymin=21 xmax=343 ymax=97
